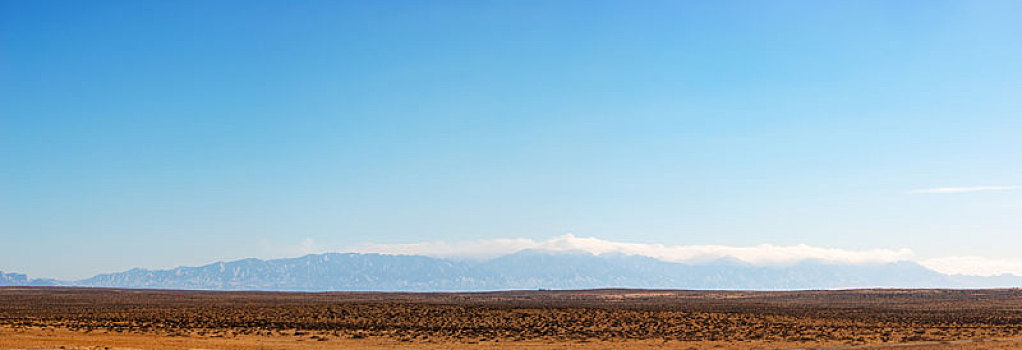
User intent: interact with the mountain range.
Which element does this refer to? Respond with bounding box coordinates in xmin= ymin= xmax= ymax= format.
xmin=3 ymin=250 xmax=1020 ymax=291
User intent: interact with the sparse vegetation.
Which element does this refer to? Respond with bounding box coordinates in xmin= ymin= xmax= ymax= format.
xmin=2 ymin=287 xmax=1022 ymax=349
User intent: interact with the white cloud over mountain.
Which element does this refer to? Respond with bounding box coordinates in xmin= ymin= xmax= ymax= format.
xmin=920 ymin=256 xmax=1022 ymax=277
xmin=353 ymin=234 xmax=914 ymax=266
xmin=345 ymin=234 xmax=1022 ymax=277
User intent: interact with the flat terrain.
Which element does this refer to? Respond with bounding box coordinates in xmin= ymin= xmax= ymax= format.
xmin=2 ymin=287 xmax=1022 ymax=349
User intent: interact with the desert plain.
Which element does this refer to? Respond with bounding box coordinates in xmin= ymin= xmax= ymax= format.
xmin=2 ymin=287 xmax=1022 ymax=349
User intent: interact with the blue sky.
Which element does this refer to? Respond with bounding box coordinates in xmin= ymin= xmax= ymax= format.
xmin=2 ymin=0 xmax=1021 ymax=279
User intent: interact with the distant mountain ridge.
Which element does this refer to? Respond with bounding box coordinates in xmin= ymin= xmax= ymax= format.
xmin=0 ymin=270 xmax=57 ymax=287
xmin=3 ymin=250 xmax=1021 ymax=291
xmin=0 ymin=271 xmax=28 ymax=286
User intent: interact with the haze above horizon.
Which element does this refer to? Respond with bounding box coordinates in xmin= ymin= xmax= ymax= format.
xmin=2 ymin=0 xmax=1020 ymax=281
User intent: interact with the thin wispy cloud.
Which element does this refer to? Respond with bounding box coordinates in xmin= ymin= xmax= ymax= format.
xmin=909 ymin=185 xmax=1018 ymax=194
xmin=258 ymin=237 xmax=323 ymax=258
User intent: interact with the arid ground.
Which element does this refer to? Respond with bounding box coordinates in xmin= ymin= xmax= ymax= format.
xmin=2 ymin=287 xmax=1022 ymax=349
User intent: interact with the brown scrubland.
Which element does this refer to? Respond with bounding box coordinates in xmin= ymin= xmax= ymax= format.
xmin=2 ymin=287 xmax=1022 ymax=349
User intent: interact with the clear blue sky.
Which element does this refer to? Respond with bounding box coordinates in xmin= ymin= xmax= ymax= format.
xmin=2 ymin=0 xmax=1021 ymax=279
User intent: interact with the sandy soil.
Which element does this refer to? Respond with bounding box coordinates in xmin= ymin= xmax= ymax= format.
xmin=4 ymin=327 xmax=1022 ymax=350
